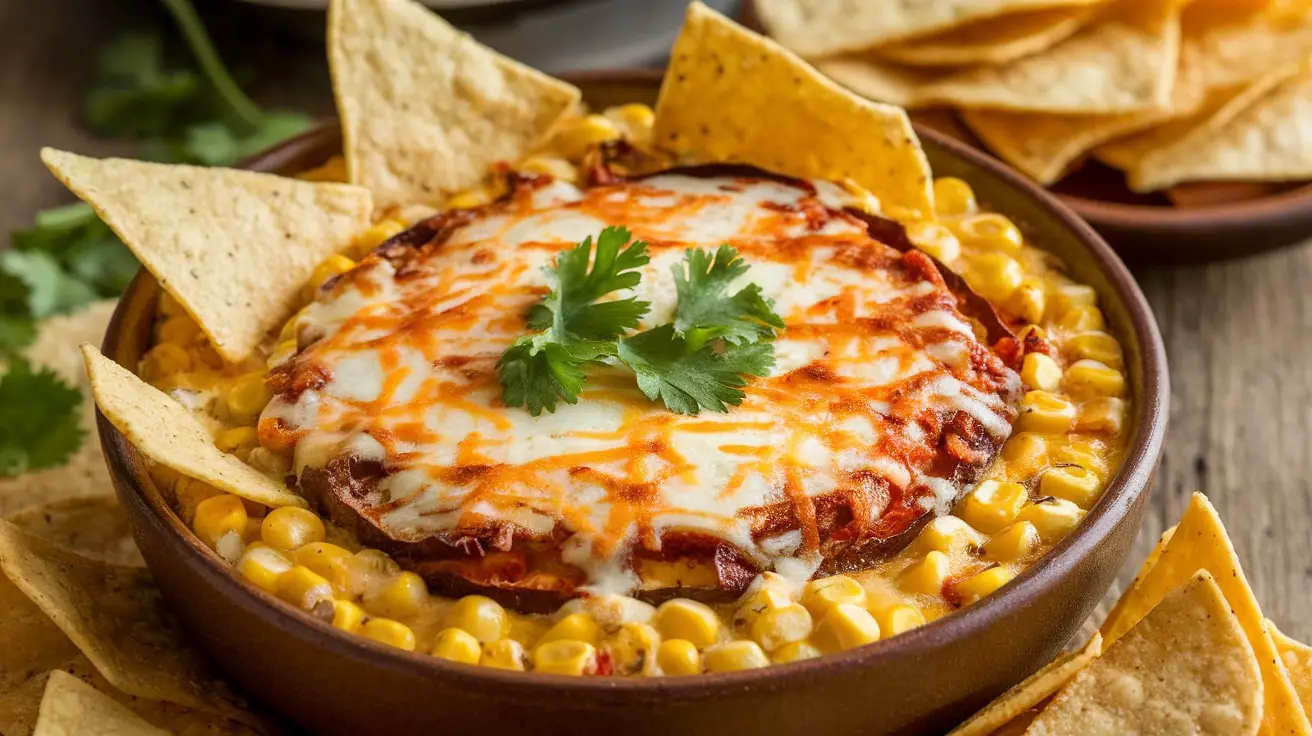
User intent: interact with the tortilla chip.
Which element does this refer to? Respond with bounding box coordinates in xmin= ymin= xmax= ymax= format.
xmin=81 ymin=346 xmax=303 ymax=509
xmin=1101 ymin=493 xmax=1312 ymax=736
xmin=1029 ymin=571 xmax=1263 ymax=736
xmin=947 ymin=634 xmax=1102 ymax=736
xmin=753 ymin=0 xmax=1105 ymax=58
xmin=1269 ymin=622 xmax=1312 ymax=715
xmin=6 ymin=497 xmax=143 ymax=568
xmin=0 ymin=301 xmax=117 ymax=517
xmin=328 ymin=0 xmax=580 ymax=212
xmin=654 ymin=3 xmax=935 ymax=219
xmin=0 ymin=576 xmax=81 ymax=696
xmin=0 ymin=521 xmax=261 ymax=728
xmin=875 ymin=6 xmax=1100 ymax=68
xmin=918 ymin=0 xmax=1181 ymax=114
xmin=41 ymin=150 xmax=372 ymax=363
xmin=33 ymin=671 xmax=168 ymax=736
xmin=1096 ymin=524 xmax=1175 ymax=644
xmin=813 ymin=58 xmax=943 ymax=109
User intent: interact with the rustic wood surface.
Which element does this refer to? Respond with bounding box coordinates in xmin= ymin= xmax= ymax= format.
xmin=1 ymin=0 xmax=1309 ymax=644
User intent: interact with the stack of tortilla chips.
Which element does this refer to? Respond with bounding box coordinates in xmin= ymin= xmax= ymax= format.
xmin=756 ymin=0 xmax=1312 ymax=193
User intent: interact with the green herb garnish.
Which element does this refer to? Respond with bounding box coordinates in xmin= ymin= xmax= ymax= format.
xmin=0 ymin=359 xmax=86 ymax=477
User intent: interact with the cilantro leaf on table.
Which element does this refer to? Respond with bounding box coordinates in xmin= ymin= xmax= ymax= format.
xmin=0 ymin=359 xmax=85 ymax=477
xmin=0 ymin=251 xmax=101 ymax=319
xmin=618 ymin=324 xmax=776 ymax=415
xmin=499 ymin=227 xmax=651 ymax=415
xmin=673 ymin=245 xmax=785 ymax=348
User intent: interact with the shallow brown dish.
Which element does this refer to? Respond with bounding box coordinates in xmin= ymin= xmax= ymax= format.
xmin=97 ymin=71 xmax=1169 ymax=736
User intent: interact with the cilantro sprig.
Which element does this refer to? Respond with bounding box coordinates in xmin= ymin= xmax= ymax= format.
xmin=0 ymin=359 xmax=85 ymax=476
xmin=498 ymin=229 xmax=784 ymax=416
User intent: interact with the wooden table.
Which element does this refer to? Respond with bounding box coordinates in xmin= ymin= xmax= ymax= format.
xmin=2 ymin=0 xmax=1309 ymax=642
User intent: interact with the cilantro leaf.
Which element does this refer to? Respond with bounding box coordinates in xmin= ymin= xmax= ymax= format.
xmin=0 ymin=359 xmax=86 ymax=477
xmin=618 ymin=324 xmax=776 ymax=415
xmin=0 ymin=251 xmax=101 ymax=319
xmin=0 ymin=316 xmax=36 ymax=359
xmin=673 ymin=245 xmax=785 ymax=348
xmin=496 ymin=337 xmax=616 ymax=416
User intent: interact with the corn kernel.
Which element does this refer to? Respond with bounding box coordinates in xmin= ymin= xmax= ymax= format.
xmin=957 ymin=213 xmax=1024 ymax=251
xmin=1051 ymin=284 xmax=1097 ymax=316
xmin=1063 ymin=360 xmax=1126 ymax=399
xmin=193 ymin=494 xmax=248 ymax=550
xmin=537 ymin=611 xmax=601 ymax=647
xmin=1016 ymin=390 xmax=1077 ymax=434
xmin=656 ymin=639 xmax=702 ymax=676
xmin=839 ymin=179 xmax=881 ymax=214
xmin=518 ymin=156 xmax=578 ymax=183
xmin=350 ymin=220 xmax=406 ymax=258
xmin=550 ymin=114 xmax=621 ymax=158
xmin=873 ymin=604 xmax=925 ymax=637
xmin=957 ymin=480 xmax=1027 ymax=533
xmin=1052 ymin=439 xmax=1107 ymax=478
xmin=906 ymin=222 xmax=961 ymax=263
xmin=237 ymin=544 xmax=292 ymax=595
xmin=445 ymin=189 xmax=492 ymax=210
xmin=360 ymin=618 xmax=416 ymax=651
xmin=963 ymin=252 xmax=1024 ymax=302
xmin=771 ymin=639 xmax=822 ymax=664
xmin=1076 ymin=398 xmax=1126 ymax=435
xmin=294 ymin=542 xmax=354 ymax=594
xmin=912 ymin=515 xmax=985 ymax=555
xmin=1017 ymin=499 xmax=1085 ymax=541
xmin=444 ymin=595 xmax=509 ymax=644
xmin=431 ymin=627 xmax=482 ymax=665
xmin=898 ymin=551 xmax=951 ymax=596
xmin=140 ymin=343 xmax=192 ymax=380
xmin=347 ymin=548 xmax=401 ymax=594
xmin=604 ymin=103 xmax=656 ymax=142
xmin=703 ymin=641 xmax=770 ymax=672
xmin=331 ymin=600 xmax=366 ymax=633
xmin=1010 ymin=278 xmax=1046 ymax=324
xmin=367 ymin=571 xmax=428 ymax=620
xmin=1040 ymin=466 xmax=1103 ymax=508
xmin=307 ymin=254 xmax=356 ymax=294
xmin=1066 ymin=331 xmax=1123 ymax=367
xmin=214 ymin=426 xmax=259 ymax=454
xmin=606 ymin=622 xmax=660 ymax=675
xmin=278 ymin=307 xmax=307 ymax=342
xmin=225 ymin=372 xmax=272 ymax=421
xmin=158 ymin=291 xmax=185 ymax=317
xmin=955 ymin=566 xmax=1017 ymax=604
xmin=267 ymin=339 xmax=298 ymax=370
xmin=933 ymin=177 xmax=977 ymax=217
xmin=261 ymin=507 xmax=326 ymax=551
xmin=1000 ymin=432 xmax=1049 ymax=477
xmin=732 ymin=575 xmax=795 ymax=629
xmin=1019 ymin=353 xmax=1061 ymax=392
xmin=653 ymin=599 xmax=720 ymax=649
xmin=1058 ymin=305 xmax=1105 ymax=332
xmin=801 ymin=575 xmax=867 ymax=618
xmin=812 ymin=603 xmax=881 ymax=653
xmin=749 ymin=603 xmax=813 ymax=653
xmin=983 ymin=522 xmax=1041 ymax=563
xmin=481 ymin=639 xmax=527 ymax=671
xmin=532 ymin=640 xmax=597 ymax=676
xmin=276 ymin=565 xmax=334 ymax=616
xmin=156 ymin=315 xmax=202 ymax=345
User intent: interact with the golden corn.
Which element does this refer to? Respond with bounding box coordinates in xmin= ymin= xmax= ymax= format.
xmin=156 ymin=315 xmax=202 ymax=345
xmin=749 ymin=603 xmax=814 ymax=653
xmin=653 ymin=599 xmax=720 ymax=649
xmin=1016 ymin=499 xmax=1085 ymax=541
xmin=518 ymin=156 xmax=578 ymax=183
xmin=606 ymin=622 xmax=660 ymax=675
xmin=550 ymin=114 xmax=621 ymax=158
xmin=193 ymin=494 xmax=248 ymax=550
xmin=1076 ymin=397 xmax=1126 ymax=435
xmin=983 ymin=522 xmax=1041 ymax=563
xmin=839 ymin=179 xmax=881 ymax=214
xmin=267 ymin=339 xmax=298 ymax=370
xmin=276 ymin=565 xmax=334 ymax=616
xmin=225 ymin=372 xmax=272 ymax=421
xmin=955 ymin=566 xmax=1017 ymax=604
xmin=703 ymin=641 xmax=770 ymax=672
xmin=294 ymin=542 xmax=354 ymax=594
xmin=1010 ymin=278 xmax=1046 ymax=324
xmin=1052 ymin=439 xmax=1108 ymax=479
xmin=1000 ymin=432 xmax=1049 ymax=478
xmin=1066 ymin=331 xmax=1123 ymax=367
xmin=957 ymin=480 xmax=1027 ymax=534
xmin=732 ymin=574 xmax=795 ymax=629
xmin=367 ymin=571 xmax=428 ymax=620
xmin=933 ymin=177 xmax=977 ymax=217
xmin=533 ymin=640 xmax=597 ymax=676
xmin=1040 ymin=465 xmax=1102 ymax=508
xmin=140 ymin=343 xmax=192 ymax=380
xmin=261 ymin=506 xmax=326 ymax=551
xmin=444 ymin=595 xmax=509 ymax=644
xmin=873 ymin=604 xmax=925 ymax=637
xmin=347 ymin=548 xmax=401 ymax=594
xmin=656 ymin=639 xmax=702 ymax=676
xmin=1057 ymin=305 xmax=1105 ymax=332
xmin=158 ymin=291 xmax=185 ymax=317
xmin=331 ymin=600 xmax=366 ymax=633
xmin=445 ymin=189 xmax=493 ymax=210
xmin=906 ymin=221 xmax=961 ymax=263
xmin=537 ymin=611 xmax=601 ymax=647
xmin=801 ymin=575 xmax=867 ymax=618
xmin=1016 ymin=390 xmax=1077 ymax=434
xmin=812 ymin=603 xmax=881 ymax=653
xmin=481 ymin=639 xmax=527 ymax=671
xmin=913 ymin=515 xmax=985 ymax=555
xmin=1020 ymin=353 xmax=1062 ymax=392
xmin=214 ymin=426 xmax=259 ymax=455
xmin=431 ymin=627 xmax=482 ymax=665
xmin=963 ymin=252 xmax=1024 ymax=302
xmin=360 ymin=618 xmax=416 ymax=651
xmin=306 ymin=254 xmax=356 ymax=295
xmin=956 ymin=213 xmax=1023 ymax=251
xmin=1051 ymin=284 xmax=1097 ymax=317
xmin=278 ymin=307 xmax=307 ymax=342
xmin=350 ymin=220 xmax=406 ymax=258
xmin=898 ymin=550 xmax=951 ymax=596
xmin=604 ymin=103 xmax=655 ymax=143
xmin=237 ymin=543 xmax=292 ymax=595
xmin=770 ymin=639 xmax=822 ymax=664
xmin=1063 ymin=360 xmax=1126 ymax=399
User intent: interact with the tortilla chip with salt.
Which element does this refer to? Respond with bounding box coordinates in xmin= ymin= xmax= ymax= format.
xmin=1269 ymin=622 xmax=1312 ymax=715
xmin=813 ymin=58 xmax=944 ymax=109
xmin=328 ymin=0 xmax=581 ymax=212
xmin=655 ymin=3 xmax=934 ymax=219
xmin=753 ymin=0 xmax=1104 ymax=58
xmin=947 ymin=634 xmax=1102 ymax=736
xmin=82 ymin=346 xmax=303 ymax=510
xmin=1029 ymin=571 xmax=1263 ymax=736
xmin=1095 ymin=524 xmax=1175 ymax=644
xmin=918 ymin=0 xmax=1181 ymax=114
xmin=875 ymin=5 xmax=1101 ymax=68
xmin=6 ymin=496 xmax=143 ymax=568
xmin=1101 ymin=492 xmax=1312 ymax=736
xmin=41 ymin=149 xmax=372 ymax=363
xmin=0 ymin=521 xmax=261 ymax=729
xmin=33 ymin=671 xmax=168 ymax=736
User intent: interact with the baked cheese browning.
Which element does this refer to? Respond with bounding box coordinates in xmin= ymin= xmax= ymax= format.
xmin=259 ymin=170 xmax=1022 ymax=597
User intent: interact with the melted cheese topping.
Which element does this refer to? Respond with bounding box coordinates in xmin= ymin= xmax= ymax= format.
xmin=261 ymin=174 xmax=1021 ymax=594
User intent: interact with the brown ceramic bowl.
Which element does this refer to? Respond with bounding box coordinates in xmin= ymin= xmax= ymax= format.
xmin=97 ymin=71 xmax=1168 ymax=736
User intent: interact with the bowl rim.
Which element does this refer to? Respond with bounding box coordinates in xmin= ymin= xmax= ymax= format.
xmin=97 ymin=83 xmax=1169 ymax=701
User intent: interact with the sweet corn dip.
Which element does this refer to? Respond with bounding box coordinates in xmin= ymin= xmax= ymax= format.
xmin=141 ymin=103 xmax=1130 ymax=677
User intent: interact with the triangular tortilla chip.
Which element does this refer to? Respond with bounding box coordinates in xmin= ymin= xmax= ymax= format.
xmin=6 ymin=496 xmax=143 ymax=568
xmin=1029 ymin=572 xmax=1263 ymax=736
xmin=81 ymin=346 xmax=304 ymax=509
xmin=654 ymin=2 xmax=935 ymax=219
xmin=328 ymin=0 xmax=581 ymax=211
xmin=33 ymin=671 xmax=168 ymax=736
xmin=947 ymin=634 xmax=1102 ymax=736
xmin=753 ymin=0 xmax=1104 ymax=58
xmin=814 ymin=58 xmax=945 ymax=109
xmin=1269 ymin=621 xmax=1312 ymax=716
xmin=1101 ymin=493 xmax=1312 ymax=736
xmin=41 ymin=150 xmax=372 ymax=363
xmin=875 ymin=6 xmax=1099 ymax=68
xmin=1096 ymin=524 xmax=1175 ymax=642
xmin=918 ymin=0 xmax=1181 ymax=114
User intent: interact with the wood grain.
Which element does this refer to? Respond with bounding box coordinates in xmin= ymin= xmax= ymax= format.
xmin=2 ymin=0 xmax=1309 ymax=644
